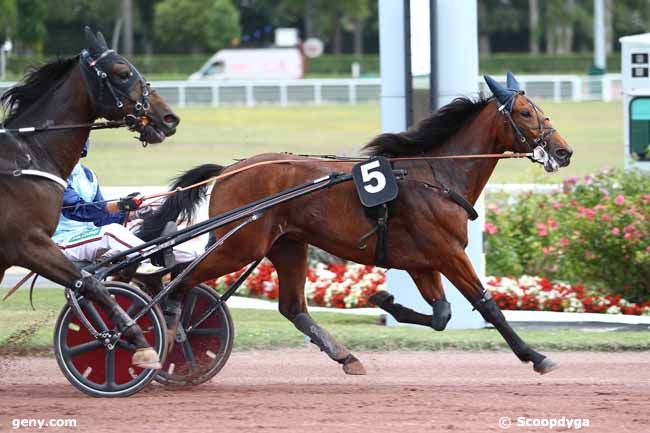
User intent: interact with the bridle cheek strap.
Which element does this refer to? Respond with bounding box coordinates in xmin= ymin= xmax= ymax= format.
xmin=498 ymin=95 xmax=557 ymax=166
xmin=79 ymin=49 xmax=150 ymax=120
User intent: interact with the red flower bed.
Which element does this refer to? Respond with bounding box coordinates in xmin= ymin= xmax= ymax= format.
xmin=210 ymin=262 xmax=649 ymax=315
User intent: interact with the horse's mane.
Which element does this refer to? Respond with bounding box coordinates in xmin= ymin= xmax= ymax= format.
xmin=1 ymin=56 xmax=79 ymax=125
xmin=362 ymin=96 xmax=492 ymax=157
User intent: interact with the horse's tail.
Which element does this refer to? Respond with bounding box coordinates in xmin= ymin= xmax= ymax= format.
xmin=138 ymin=163 xmax=224 ymax=241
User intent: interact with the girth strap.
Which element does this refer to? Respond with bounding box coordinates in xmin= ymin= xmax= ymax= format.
xmin=357 ymin=203 xmax=389 ymax=268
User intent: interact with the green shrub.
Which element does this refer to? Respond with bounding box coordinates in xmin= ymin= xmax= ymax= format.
xmin=5 ymin=54 xmax=207 ymax=79
xmin=306 ymin=54 xmax=379 ymax=76
xmin=5 ymin=52 xmax=623 ymax=79
xmin=4 ymin=53 xmax=380 ymax=80
xmin=486 ymin=169 xmax=650 ymax=302
xmin=480 ymin=53 xmax=622 ymax=74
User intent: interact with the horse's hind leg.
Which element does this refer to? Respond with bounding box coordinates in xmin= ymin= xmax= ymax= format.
xmin=442 ymin=251 xmax=557 ymax=374
xmin=370 ymin=270 xmax=452 ymax=331
xmin=268 ymin=237 xmax=366 ymax=375
xmin=17 ymin=233 xmax=159 ymax=368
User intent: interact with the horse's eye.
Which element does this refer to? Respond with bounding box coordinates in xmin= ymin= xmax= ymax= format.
xmin=118 ymin=70 xmax=132 ymax=81
xmin=520 ymin=110 xmax=531 ymax=118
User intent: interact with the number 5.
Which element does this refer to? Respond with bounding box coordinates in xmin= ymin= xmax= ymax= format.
xmin=360 ymin=160 xmax=386 ymax=193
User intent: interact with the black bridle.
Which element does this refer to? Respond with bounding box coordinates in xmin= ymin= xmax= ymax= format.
xmin=498 ymin=92 xmax=556 ymax=150
xmin=497 ymin=92 xmax=559 ymax=170
xmin=79 ymin=48 xmax=152 ymax=142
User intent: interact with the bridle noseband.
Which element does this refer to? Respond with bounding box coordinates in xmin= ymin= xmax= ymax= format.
xmin=497 ymin=92 xmax=559 ymax=171
xmin=79 ymin=48 xmax=151 ymax=141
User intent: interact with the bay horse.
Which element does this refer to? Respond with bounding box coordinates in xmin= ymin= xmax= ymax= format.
xmin=145 ymin=73 xmax=572 ymax=375
xmin=0 ymin=27 xmax=179 ymax=368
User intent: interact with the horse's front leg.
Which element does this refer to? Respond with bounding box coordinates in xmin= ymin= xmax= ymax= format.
xmin=18 ymin=232 xmax=160 ymax=368
xmin=441 ymin=250 xmax=557 ymax=374
xmin=370 ymin=270 xmax=452 ymax=331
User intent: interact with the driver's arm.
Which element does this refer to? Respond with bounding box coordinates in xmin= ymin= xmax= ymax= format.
xmin=60 ymin=184 xmax=126 ymax=226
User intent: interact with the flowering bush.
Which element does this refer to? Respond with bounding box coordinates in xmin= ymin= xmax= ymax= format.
xmin=211 ymin=261 xmax=385 ymax=308
xmin=486 ymin=275 xmax=650 ymax=315
xmin=209 ymin=261 xmax=649 ymax=315
xmin=486 ymin=169 xmax=650 ymax=303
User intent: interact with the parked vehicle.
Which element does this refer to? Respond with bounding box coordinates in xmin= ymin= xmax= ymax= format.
xmin=188 ymin=48 xmax=304 ymax=80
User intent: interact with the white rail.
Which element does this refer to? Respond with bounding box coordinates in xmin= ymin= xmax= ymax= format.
xmin=0 ymin=74 xmax=623 ymax=107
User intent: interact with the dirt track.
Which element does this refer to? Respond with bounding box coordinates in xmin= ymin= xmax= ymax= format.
xmin=1 ymin=350 xmax=649 ymax=433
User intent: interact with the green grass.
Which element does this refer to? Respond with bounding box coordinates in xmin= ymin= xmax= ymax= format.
xmin=2 ymin=288 xmax=648 ymax=354
xmin=84 ymin=101 xmax=623 ymax=185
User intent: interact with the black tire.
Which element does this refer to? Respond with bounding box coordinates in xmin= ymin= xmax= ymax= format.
xmin=53 ymin=282 xmax=167 ymax=398
xmin=155 ymin=283 xmax=234 ymax=386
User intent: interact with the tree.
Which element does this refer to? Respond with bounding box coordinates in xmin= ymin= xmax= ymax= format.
xmin=16 ymin=0 xmax=47 ymax=54
xmin=121 ymin=0 xmax=134 ymax=55
xmin=0 ymin=0 xmax=17 ymax=39
xmin=478 ymin=0 xmax=523 ymax=56
xmin=528 ymin=0 xmax=539 ymax=54
xmin=135 ymin=0 xmax=160 ymax=54
xmin=318 ymin=0 xmax=368 ymax=54
xmin=155 ymin=0 xmax=240 ymax=52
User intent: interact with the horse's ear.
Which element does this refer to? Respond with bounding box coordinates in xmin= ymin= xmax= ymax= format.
xmin=95 ymin=31 xmax=108 ymax=50
xmin=484 ymin=75 xmax=514 ymax=108
xmin=84 ymin=26 xmax=98 ymax=47
xmin=506 ymin=71 xmax=520 ymax=91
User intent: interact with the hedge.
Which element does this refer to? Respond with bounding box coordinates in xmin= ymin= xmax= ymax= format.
xmin=480 ymin=52 xmax=622 ymax=74
xmin=3 ymin=52 xmax=622 ymax=80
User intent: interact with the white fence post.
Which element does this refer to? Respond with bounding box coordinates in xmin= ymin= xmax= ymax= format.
xmin=211 ymin=85 xmax=219 ymax=107
xmin=602 ymin=75 xmax=612 ymax=102
xmin=245 ymin=84 xmax=254 ymax=107
xmin=553 ymin=78 xmax=561 ymax=102
xmin=571 ymin=76 xmax=582 ymax=102
xmin=314 ymin=82 xmax=322 ymax=105
xmin=349 ymin=81 xmax=357 ymax=105
xmin=178 ymin=84 xmax=186 ymax=108
xmin=279 ymin=83 xmax=288 ymax=106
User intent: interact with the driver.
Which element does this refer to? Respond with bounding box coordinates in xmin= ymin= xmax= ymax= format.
xmin=53 ymin=139 xmax=196 ymax=266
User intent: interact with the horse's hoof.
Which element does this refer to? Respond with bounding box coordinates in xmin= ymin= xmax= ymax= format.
xmin=533 ymin=357 xmax=559 ymax=375
xmin=132 ymin=347 xmax=161 ymax=370
xmin=369 ymin=290 xmax=394 ymax=308
xmin=431 ymin=299 xmax=452 ymax=331
xmin=342 ymin=355 xmax=367 ymax=375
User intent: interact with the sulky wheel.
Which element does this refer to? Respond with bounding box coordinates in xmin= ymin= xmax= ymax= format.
xmin=53 ymin=282 xmax=167 ymax=398
xmin=156 ymin=283 xmax=233 ymax=386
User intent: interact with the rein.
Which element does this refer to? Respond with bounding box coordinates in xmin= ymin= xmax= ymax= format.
xmin=0 ymin=120 xmax=126 ymax=135
xmin=0 ymin=121 xmax=129 ymax=189
xmin=138 ymin=151 xmax=532 ymax=203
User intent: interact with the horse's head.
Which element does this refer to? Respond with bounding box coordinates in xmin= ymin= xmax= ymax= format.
xmin=80 ymin=26 xmax=179 ymax=144
xmin=485 ymin=72 xmax=572 ymax=172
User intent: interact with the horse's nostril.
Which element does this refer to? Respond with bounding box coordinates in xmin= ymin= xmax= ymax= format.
xmin=164 ymin=114 xmax=179 ymax=127
xmin=556 ymin=148 xmax=572 ymax=159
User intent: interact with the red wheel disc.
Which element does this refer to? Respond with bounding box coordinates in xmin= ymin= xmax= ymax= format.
xmin=158 ymin=284 xmax=233 ymax=386
xmin=55 ymin=283 xmax=165 ymax=396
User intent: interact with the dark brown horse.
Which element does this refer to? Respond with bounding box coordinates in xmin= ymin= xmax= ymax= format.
xmin=0 ymin=27 xmax=179 ymax=368
xmin=146 ymin=73 xmax=572 ymax=375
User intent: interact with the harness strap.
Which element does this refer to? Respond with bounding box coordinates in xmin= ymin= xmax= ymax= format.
xmin=357 ymin=203 xmax=389 ymax=268
xmin=419 ymin=181 xmax=479 ymax=221
xmin=13 ymin=169 xmax=68 ymax=189
xmin=374 ymin=204 xmax=389 ymax=267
